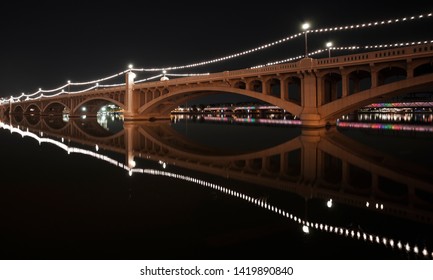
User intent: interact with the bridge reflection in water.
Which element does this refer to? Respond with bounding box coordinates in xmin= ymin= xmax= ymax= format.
xmin=1 ymin=113 xmax=433 ymax=259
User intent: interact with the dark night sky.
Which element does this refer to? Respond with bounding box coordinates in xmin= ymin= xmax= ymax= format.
xmin=1 ymin=1 xmax=432 ymax=99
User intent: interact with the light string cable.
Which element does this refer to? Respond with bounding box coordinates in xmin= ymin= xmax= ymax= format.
xmin=1 ymin=70 xmax=208 ymax=103
xmin=1 ymin=69 xmax=130 ymax=103
xmin=1 ymin=120 xmax=432 ymax=260
xmin=131 ymin=11 xmax=433 ymax=72
xmin=1 ymin=11 xmax=431 ymax=104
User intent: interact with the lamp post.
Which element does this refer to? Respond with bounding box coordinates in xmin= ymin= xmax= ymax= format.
xmin=302 ymin=22 xmax=310 ymax=58
xmin=326 ymin=41 xmax=333 ymax=58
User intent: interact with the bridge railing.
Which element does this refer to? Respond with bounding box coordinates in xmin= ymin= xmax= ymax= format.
xmin=136 ymin=43 xmax=433 ymax=89
xmin=316 ymin=42 xmax=433 ymax=66
xmin=135 ymin=61 xmax=301 ymax=88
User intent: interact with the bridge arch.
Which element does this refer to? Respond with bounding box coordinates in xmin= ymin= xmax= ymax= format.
xmin=137 ymin=86 xmax=303 ymax=117
xmin=249 ymin=79 xmax=263 ymax=93
xmin=347 ymin=68 xmax=371 ymax=95
xmin=13 ymin=105 xmax=24 ymax=114
xmin=283 ymin=76 xmax=302 ymax=104
xmin=321 ymin=71 xmax=343 ymax=104
xmin=376 ymin=63 xmax=407 ymax=86
xmin=319 ymin=73 xmax=433 ymax=122
xmin=414 ymin=61 xmax=433 ymax=77
xmin=73 ymin=96 xmax=124 ymax=116
xmin=42 ymin=101 xmax=68 ymax=115
xmin=162 ymin=88 xmax=170 ymax=95
xmin=25 ymin=104 xmax=42 ymax=115
xmin=234 ymin=81 xmax=246 ymax=89
xmin=265 ymin=77 xmax=281 ymax=98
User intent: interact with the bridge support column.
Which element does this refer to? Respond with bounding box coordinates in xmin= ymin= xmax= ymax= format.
xmin=299 ymin=59 xmax=326 ymax=128
xmin=406 ymin=60 xmax=414 ymax=79
xmin=280 ymin=79 xmax=288 ymax=101
xmin=371 ymin=68 xmax=379 ymax=88
xmin=124 ymin=71 xmax=137 ymax=120
xmin=341 ymin=72 xmax=349 ymax=98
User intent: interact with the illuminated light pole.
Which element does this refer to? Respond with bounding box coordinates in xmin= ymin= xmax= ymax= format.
xmin=302 ymin=22 xmax=311 ymax=58
xmin=326 ymin=41 xmax=333 ymax=58
xmin=161 ymin=70 xmax=169 ymax=81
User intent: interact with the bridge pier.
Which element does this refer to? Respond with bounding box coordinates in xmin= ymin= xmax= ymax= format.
xmin=299 ymin=59 xmax=328 ymax=128
xmin=123 ymin=71 xmax=138 ymax=121
xmin=299 ymin=113 xmax=327 ymax=128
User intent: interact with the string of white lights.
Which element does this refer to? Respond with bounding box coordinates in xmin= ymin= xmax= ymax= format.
xmin=166 ymin=73 xmax=210 ymax=77
xmin=0 ymin=34 xmax=431 ymax=105
xmin=129 ymin=12 xmax=432 ymax=72
xmin=0 ymin=72 xmax=207 ymax=103
xmin=1 ymin=11 xmax=432 ymax=103
xmin=98 ymin=83 xmax=126 ymax=88
xmin=310 ymin=13 xmax=432 ymax=34
xmin=1 ymin=120 xmax=431 ymax=260
xmin=134 ymin=74 xmax=164 ymax=84
xmin=252 ymin=39 xmax=433 ymax=68
xmin=69 ymin=70 xmax=129 ymax=86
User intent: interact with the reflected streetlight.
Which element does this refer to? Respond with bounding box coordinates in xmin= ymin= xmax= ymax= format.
xmin=302 ymin=22 xmax=311 ymax=58
xmin=326 ymin=41 xmax=333 ymax=58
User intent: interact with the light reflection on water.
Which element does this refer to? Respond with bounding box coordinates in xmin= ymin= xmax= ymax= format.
xmin=0 ymin=112 xmax=432 ymax=260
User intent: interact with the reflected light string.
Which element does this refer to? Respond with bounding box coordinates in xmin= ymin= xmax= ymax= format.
xmin=1 ymin=120 xmax=431 ymax=260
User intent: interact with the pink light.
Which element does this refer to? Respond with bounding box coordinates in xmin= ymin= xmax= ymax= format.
xmin=337 ymin=121 xmax=433 ymax=132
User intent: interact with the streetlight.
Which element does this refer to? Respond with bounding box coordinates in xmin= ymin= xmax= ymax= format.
xmin=326 ymin=41 xmax=333 ymax=58
xmin=302 ymin=22 xmax=311 ymax=58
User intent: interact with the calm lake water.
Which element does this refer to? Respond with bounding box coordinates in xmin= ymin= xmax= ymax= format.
xmin=1 ymin=112 xmax=432 ymax=260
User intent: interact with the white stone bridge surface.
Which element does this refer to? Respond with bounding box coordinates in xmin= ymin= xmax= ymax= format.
xmin=2 ymin=43 xmax=433 ymax=128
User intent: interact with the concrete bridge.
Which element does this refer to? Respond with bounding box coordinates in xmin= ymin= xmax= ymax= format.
xmin=2 ymin=43 xmax=433 ymax=128
xmin=3 ymin=114 xmax=433 ymax=226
